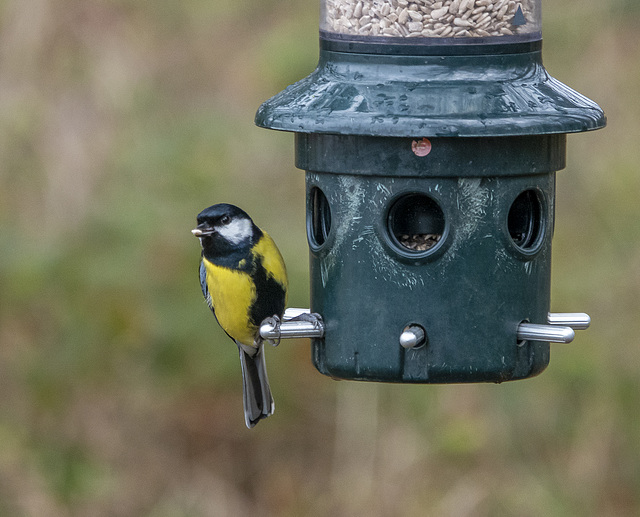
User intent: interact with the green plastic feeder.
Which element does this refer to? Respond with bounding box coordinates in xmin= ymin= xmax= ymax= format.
xmin=256 ymin=0 xmax=605 ymax=383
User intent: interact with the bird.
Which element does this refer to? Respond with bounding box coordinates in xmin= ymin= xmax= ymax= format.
xmin=192 ymin=203 xmax=288 ymax=428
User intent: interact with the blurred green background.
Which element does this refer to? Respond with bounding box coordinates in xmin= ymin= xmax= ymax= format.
xmin=0 ymin=0 xmax=639 ymax=515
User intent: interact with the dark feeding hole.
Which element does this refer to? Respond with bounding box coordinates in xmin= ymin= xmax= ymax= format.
xmin=309 ymin=187 xmax=332 ymax=247
xmin=508 ymin=190 xmax=544 ymax=251
xmin=389 ymin=194 xmax=445 ymax=253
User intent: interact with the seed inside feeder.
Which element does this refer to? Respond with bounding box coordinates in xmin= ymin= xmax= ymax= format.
xmin=398 ymin=233 xmax=442 ymax=251
xmin=322 ymin=0 xmax=539 ymax=40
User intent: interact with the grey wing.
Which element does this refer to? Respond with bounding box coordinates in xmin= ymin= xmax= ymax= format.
xmin=199 ymin=261 xmax=213 ymax=311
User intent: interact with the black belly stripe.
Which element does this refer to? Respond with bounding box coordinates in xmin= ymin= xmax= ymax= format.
xmin=249 ymin=256 xmax=286 ymax=327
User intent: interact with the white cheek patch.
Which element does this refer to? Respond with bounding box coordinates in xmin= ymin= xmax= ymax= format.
xmin=217 ymin=218 xmax=252 ymax=244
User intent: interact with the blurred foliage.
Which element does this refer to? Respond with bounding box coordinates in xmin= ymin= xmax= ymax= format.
xmin=0 ymin=0 xmax=638 ymax=516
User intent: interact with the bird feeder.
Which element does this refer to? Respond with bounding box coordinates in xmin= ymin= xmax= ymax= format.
xmin=255 ymin=0 xmax=605 ymax=383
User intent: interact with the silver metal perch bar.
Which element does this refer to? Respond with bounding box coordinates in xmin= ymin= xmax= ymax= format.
xmin=400 ymin=325 xmax=426 ymax=349
xmin=262 ymin=310 xmax=589 ymax=345
xmin=517 ymin=323 xmax=575 ymax=344
xmin=282 ymin=308 xmax=312 ymax=321
xmin=260 ymin=308 xmax=325 ymax=341
xmin=516 ymin=312 xmax=591 ymax=343
xmin=547 ymin=312 xmax=591 ymax=330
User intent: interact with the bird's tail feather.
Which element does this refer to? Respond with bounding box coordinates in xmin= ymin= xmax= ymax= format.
xmin=237 ymin=344 xmax=274 ymax=429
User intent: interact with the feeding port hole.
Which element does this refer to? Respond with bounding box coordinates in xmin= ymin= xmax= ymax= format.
xmin=309 ymin=187 xmax=332 ymax=248
xmin=388 ymin=193 xmax=445 ymax=253
xmin=508 ymin=189 xmax=544 ymax=252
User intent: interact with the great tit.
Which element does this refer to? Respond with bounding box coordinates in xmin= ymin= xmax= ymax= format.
xmin=192 ymin=203 xmax=288 ymax=428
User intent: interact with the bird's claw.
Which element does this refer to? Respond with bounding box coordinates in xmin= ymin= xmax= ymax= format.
xmin=289 ymin=312 xmax=323 ymax=329
xmin=261 ymin=315 xmax=282 ymax=347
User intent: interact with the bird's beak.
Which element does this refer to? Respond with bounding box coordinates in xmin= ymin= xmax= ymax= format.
xmin=191 ymin=224 xmax=215 ymax=237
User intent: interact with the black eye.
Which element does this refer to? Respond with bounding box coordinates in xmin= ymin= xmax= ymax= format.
xmin=220 ymin=215 xmax=231 ymax=225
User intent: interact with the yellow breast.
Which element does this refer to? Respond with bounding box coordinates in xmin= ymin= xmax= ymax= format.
xmin=202 ymin=231 xmax=288 ymax=347
xmin=202 ymin=259 xmax=257 ymax=346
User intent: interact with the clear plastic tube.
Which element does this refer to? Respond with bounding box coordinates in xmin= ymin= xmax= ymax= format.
xmin=320 ymin=0 xmax=541 ymax=43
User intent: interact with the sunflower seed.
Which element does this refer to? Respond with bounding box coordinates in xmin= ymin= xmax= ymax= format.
xmin=324 ymin=0 xmax=537 ymax=39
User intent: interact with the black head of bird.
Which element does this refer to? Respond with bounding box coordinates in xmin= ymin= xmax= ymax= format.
xmin=192 ymin=203 xmax=258 ymax=263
